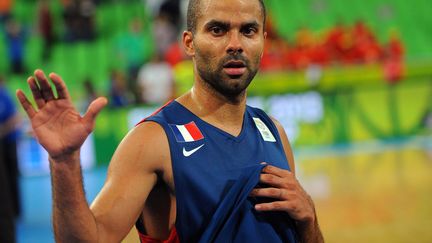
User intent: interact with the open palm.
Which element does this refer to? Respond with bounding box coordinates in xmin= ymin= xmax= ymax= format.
xmin=16 ymin=70 xmax=107 ymax=160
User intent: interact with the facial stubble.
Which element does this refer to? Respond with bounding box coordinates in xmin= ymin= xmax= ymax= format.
xmin=194 ymin=48 xmax=261 ymax=102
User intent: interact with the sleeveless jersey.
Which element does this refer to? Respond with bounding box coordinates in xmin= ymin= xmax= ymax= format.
xmin=141 ymin=101 xmax=298 ymax=243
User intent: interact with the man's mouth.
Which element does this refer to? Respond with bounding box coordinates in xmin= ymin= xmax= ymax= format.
xmin=223 ymin=61 xmax=247 ymax=76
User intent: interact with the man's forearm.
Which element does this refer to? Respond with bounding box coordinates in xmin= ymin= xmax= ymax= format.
xmin=296 ymin=213 xmax=324 ymax=243
xmin=50 ymin=152 xmax=98 ymax=242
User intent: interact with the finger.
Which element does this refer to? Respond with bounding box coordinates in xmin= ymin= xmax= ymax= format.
xmin=250 ymin=188 xmax=285 ymax=200
xmin=83 ymin=97 xmax=108 ymax=129
xmin=259 ymin=173 xmax=286 ymax=188
xmin=49 ymin=72 xmax=70 ymax=100
xmin=27 ymin=76 xmax=45 ymax=109
xmin=34 ymin=69 xmax=55 ymax=101
xmin=262 ymin=165 xmax=292 ymax=178
xmin=255 ymin=201 xmax=288 ymax=212
xmin=16 ymin=89 xmax=37 ymax=118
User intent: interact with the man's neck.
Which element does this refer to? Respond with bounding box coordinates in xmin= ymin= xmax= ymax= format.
xmin=177 ymin=80 xmax=247 ymax=137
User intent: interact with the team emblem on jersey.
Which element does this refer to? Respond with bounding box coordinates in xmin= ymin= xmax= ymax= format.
xmin=253 ymin=117 xmax=276 ymax=142
xmin=169 ymin=121 xmax=204 ymax=142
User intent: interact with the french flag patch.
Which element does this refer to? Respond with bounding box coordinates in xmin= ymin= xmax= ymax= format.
xmin=169 ymin=121 xmax=204 ymax=142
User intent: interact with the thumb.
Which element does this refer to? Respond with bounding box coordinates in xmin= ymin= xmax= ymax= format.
xmin=83 ymin=97 xmax=107 ymax=129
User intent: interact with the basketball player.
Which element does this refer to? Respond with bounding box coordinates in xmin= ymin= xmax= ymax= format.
xmin=16 ymin=0 xmax=324 ymax=242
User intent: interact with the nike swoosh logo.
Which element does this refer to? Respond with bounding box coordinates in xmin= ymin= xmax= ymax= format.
xmin=183 ymin=144 xmax=205 ymax=157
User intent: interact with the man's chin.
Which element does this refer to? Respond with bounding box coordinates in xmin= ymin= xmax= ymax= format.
xmin=226 ymin=74 xmax=243 ymax=80
xmin=218 ymin=80 xmax=250 ymax=97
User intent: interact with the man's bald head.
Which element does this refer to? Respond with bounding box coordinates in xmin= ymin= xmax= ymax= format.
xmin=186 ymin=0 xmax=266 ymax=33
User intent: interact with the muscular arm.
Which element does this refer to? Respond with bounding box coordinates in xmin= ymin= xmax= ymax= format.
xmin=258 ymin=118 xmax=324 ymax=243
xmin=90 ymin=122 xmax=169 ymax=241
xmin=16 ymin=70 xmax=170 ymax=242
xmin=50 ymin=122 xmax=167 ymax=242
xmin=49 ymin=151 xmax=98 ymax=242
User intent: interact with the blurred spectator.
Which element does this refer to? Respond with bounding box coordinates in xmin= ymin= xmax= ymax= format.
xmin=295 ymin=26 xmax=315 ymax=50
xmin=37 ymin=0 xmax=55 ymax=61
xmin=108 ymin=70 xmax=130 ymax=108
xmin=137 ymin=53 xmax=175 ymax=105
xmin=383 ymin=30 xmax=405 ymax=84
xmin=324 ymin=21 xmax=347 ymax=62
xmin=352 ymin=20 xmax=374 ymax=42
xmin=338 ymin=27 xmax=357 ymax=65
xmin=165 ymin=41 xmax=187 ymax=67
xmin=260 ymin=16 xmax=290 ymax=71
xmin=114 ymin=17 xmax=153 ymax=91
xmin=62 ymin=0 xmax=80 ymax=42
xmin=77 ymin=0 xmax=96 ymax=41
xmin=159 ymin=0 xmax=182 ymax=32
xmin=351 ymin=20 xmax=382 ymax=64
xmin=0 ymin=0 xmax=12 ymax=26
xmin=143 ymin=0 xmax=163 ymax=17
xmin=258 ymin=19 xmax=405 ymax=72
xmin=5 ymin=19 xmax=26 ymax=74
xmin=261 ymin=38 xmax=290 ymax=71
xmin=291 ymin=26 xmax=316 ymax=70
xmin=0 ymin=151 xmax=16 ymax=242
xmin=384 ymin=58 xmax=404 ymax=85
xmin=0 ymin=75 xmax=21 ymax=243
xmin=308 ymin=36 xmax=330 ymax=67
xmin=153 ymin=12 xmax=178 ymax=57
xmin=385 ymin=29 xmax=405 ymax=62
xmin=62 ymin=0 xmax=96 ymax=42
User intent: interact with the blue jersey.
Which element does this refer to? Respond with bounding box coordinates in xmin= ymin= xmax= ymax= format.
xmin=146 ymin=101 xmax=298 ymax=243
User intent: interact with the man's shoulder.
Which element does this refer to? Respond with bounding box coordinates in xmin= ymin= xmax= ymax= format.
xmin=142 ymin=100 xmax=192 ymax=125
xmin=135 ymin=100 xmax=177 ymax=125
xmin=112 ymin=120 xmax=170 ymax=173
xmin=131 ymin=121 xmax=168 ymax=144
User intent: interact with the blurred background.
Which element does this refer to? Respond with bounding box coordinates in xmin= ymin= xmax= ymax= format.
xmin=0 ymin=0 xmax=431 ymax=242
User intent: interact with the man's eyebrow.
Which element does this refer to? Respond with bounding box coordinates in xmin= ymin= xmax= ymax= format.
xmin=204 ymin=20 xmax=230 ymax=29
xmin=242 ymin=21 xmax=260 ymax=29
xmin=204 ymin=20 xmax=261 ymax=30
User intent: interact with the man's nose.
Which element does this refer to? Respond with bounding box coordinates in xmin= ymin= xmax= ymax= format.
xmin=226 ymin=32 xmax=243 ymax=54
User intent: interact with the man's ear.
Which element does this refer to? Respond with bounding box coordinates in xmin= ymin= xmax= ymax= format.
xmin=183 ymin=31 xmax=195 ymax=57
xmin=261 ymin=31 xmax=267 ymax=59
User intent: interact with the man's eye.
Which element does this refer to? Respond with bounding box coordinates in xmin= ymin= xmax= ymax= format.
xmin=243 ymin=27 xmax=257 ymax=36
xmin=210 ymin=27 xmax=224 ymax=35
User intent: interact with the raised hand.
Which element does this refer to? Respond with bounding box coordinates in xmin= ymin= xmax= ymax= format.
xmin=16 ymin=70 xmax=107 ymax=161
